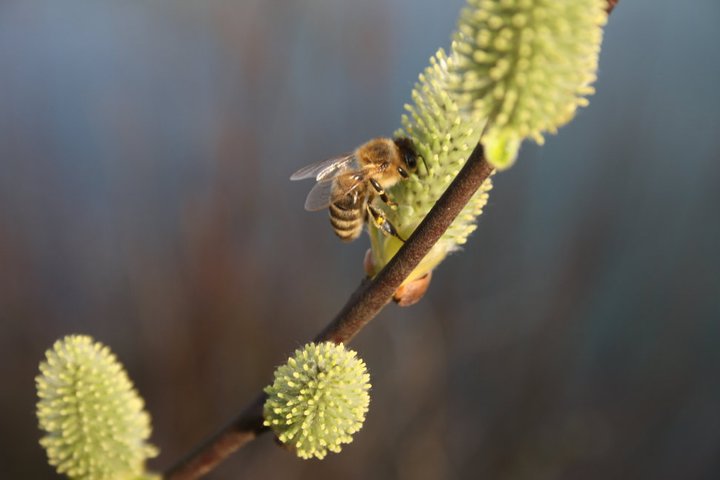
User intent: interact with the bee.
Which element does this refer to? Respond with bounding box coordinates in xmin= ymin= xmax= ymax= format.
xmin=290 ymin=137 xmax=419 ymax=242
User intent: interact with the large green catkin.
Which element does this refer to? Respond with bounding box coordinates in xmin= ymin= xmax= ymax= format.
xmin=368 ymin=1 xmax=606 ymax=282
xmin=263 ymin=342 xmax=371 ymax=460
xmin=368 ymin=49 xmax=494 ymax=284
xmin=452 ymin=0 xmax=607 ymax=168
xmin=36 ymin=335 xmax=157 ymax=480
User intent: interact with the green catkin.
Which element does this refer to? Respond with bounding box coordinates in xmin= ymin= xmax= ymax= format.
xmin=36 ymin=335 xmax=157 ymax=480
xmin=263 ymin=342 xmax=371 ymax=460
xmin=452 ymin=0 xmax=607 ymax=168
xmin=369 ymin=0 xmax=606 ymax=279
xmin=368 ymin=49 xmax=494 ymax=283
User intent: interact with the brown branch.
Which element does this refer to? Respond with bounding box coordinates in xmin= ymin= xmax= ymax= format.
xmin=165 ymin=2 xmax=620 ymax=477
xmin=165 ymin=144 xmax=492 ymax=479
xmin=313 ymin=144 xmax=493 ymax=345
xmin=164 ymin=392 xmax=267 ymax=479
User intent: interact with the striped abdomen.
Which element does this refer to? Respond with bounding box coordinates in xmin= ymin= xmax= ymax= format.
xmin=329 ymin=184 xmax=367 ymax=242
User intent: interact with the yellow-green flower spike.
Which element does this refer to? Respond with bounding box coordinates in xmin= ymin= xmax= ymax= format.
xmin=452 ymin=0 xmax=607 ymax=169
xmin=263 ymin=342 xmax=371 ymax=460
xmin=368 ymin=49 xmax=494 ymax=284
xmin=36 ymin=335 xmax=158 ymax=480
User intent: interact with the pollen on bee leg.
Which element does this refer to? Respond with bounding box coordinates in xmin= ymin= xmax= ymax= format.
xmin=393 ymin=271 xmax=432 ymax=307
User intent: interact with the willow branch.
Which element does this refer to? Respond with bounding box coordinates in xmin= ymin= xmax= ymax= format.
xmin=313 ymin=143 xmax=492 ymax=344
xmin=165 ymin=143 xmax=492 ymax=479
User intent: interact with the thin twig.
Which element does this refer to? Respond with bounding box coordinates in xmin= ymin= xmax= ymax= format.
xmin=166 ymin=144 xmax=492 ymax=479
xmin=314 ymin=144 xmax=493 ymax=345
xmin=165 ymin=392 xmax=267 ymax=479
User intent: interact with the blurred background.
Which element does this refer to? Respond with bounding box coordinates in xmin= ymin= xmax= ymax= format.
xmin=1 ymin=1 xmax=719 ymax=479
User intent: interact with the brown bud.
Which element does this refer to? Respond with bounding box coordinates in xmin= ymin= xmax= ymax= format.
xmin=393 ymin=272 xmax=432 ymax=307
xmin=363 ymin=249 xmax=376 ymax=277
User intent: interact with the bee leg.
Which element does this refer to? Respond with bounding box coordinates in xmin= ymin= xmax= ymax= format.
xmin=369 ymin=178 xmax=397 ymax=209
xmin=367 ymin=204 xmax=406 ymax=242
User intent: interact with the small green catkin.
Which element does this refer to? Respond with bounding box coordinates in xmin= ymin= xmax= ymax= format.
xmin=368 ymin=49 xmax=494 ymax=283
xmin=36 ymin=335 xmax=157 ymax=480
xmin=263 ymin=342 xmax=371 ymax=460
xmin=452 ymin=0 xmax=608 ymax=168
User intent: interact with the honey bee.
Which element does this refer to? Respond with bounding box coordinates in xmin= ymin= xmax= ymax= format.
xmin=290 ymin=137 xmax=420 ymax=242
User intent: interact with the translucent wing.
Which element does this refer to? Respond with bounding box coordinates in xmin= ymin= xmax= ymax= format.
xmin=303 ymin=179 xmax=335 ymax=211
xmin=290 ymin=154 xmax=354 ymax=181
xmin=303 ymin=173 xmax=365 ymax=211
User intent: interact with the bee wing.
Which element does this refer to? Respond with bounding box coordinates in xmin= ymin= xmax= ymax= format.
xmin=290 ymin=154 xmax=354 ymax=181
xmin=303 ymin=173 xmax=365 ymax=211
xmin=303 ymin=178 xmax=336 ymax=211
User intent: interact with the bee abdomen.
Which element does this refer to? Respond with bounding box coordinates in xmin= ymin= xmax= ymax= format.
xmin=329 ymin=202 xmax=363 ymax=241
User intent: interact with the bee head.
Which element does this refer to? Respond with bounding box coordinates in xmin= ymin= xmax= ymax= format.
xmin=393 ymin=137 xmax=424 ymax=177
